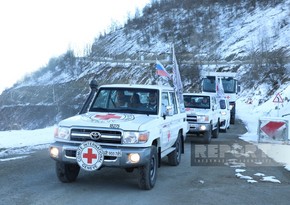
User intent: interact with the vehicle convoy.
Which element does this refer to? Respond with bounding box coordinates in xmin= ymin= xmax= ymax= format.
xmin=183 ymin=93 xmax=220 ymax=144
xmin=201 ymin=72 xmax=240 ymax=124
xmin=49 ymin=81 xmax=189 ymax=190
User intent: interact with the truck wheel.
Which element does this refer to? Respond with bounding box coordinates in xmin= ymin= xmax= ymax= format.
xmin=230 ymin=115 xmax=235 ymax=124
xmin=212 ymin=121 xmax=219 ymax=138
xmin=203 ymin=127 xmax=212 ymax=144
xmin=138 ymin=146 xmax=158 ymax=190
xmin=168 ymin=133 xmax=182 ymax=166
xmin=56 ymin=161 xmax=80 ymax=183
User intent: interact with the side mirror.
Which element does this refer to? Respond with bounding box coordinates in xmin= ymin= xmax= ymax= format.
xmin=163 ymin=105 xmax=174 ymax=117
xmin=237 ymin=84 xmax=241 ymax=93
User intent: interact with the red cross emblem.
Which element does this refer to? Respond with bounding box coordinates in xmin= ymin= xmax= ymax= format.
xmin=95 ymin=114 xmax=121 ymax=120
xmin=83 ymin=148 xmax=97 ymax=164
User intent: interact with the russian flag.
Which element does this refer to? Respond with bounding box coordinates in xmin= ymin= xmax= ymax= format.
xmin=156 ymin=60 xmax=171 ymax=77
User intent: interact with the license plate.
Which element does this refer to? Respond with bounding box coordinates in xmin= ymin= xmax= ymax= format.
xmin=103 ymin=149 xmax=122 ymax=157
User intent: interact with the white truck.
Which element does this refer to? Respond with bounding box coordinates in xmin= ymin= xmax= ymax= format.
xmin=183 ymin=93 xmax=220 ymax=144
xmin=49 ymin=81 xmax=188 ymax=190
xmin=201 ymin=72 xmax=240 ymax=124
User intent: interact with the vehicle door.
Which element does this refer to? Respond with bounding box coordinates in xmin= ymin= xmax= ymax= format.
xmin=160 ymin=91 xmax=173 ymax=151
xmin=225 ymin=98 xmax=231 ymax=123
xmin=168 ymin=91 xmax=181 ymax=147
xmin=211 ymin=96 xmax=219 ymax=125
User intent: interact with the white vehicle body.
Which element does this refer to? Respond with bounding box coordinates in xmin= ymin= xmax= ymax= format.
xmin=218 ymin=97 xmax=231 ymax=131
xmin=201 ymin=72 xmax=240 ymax=124
xmin=49 ymin=83 xmax=188 ymax=190
xmin=183 ymin=93 xmax=220 ymax=143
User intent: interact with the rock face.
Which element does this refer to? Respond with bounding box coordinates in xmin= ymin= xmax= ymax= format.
xmin=1 ymin=0 xmax=289 ymax=130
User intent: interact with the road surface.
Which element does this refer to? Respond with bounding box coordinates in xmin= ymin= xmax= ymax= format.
xmin=0 ymin=119 xmax=289 ymax=205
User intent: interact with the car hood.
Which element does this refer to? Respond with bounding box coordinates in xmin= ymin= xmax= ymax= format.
xmin=185 ymin=108 xmax=212 ymax=115
xmin=58 ymin=112 xmax=157 ymax=130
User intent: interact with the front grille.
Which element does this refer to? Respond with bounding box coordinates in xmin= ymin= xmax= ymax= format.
xmin=187 ymin=115 xmax=197 ymax=122
xmin=70 ymin=128 xmax=122 ymax=144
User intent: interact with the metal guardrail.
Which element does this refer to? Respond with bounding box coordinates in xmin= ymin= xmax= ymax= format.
xmin=85 ymin=56 xmax=290 ymax=66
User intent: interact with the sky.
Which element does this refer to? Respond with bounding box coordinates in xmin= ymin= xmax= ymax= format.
xmin=1 ymin=83 xmax=290 ymax=184
xmin=0 ymin=0 xmax=151 ymax=94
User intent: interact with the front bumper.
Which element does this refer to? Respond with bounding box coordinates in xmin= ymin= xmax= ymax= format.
xmin=49 ymin=141 xmax=151 ymax=168
xmin=187 ymin=122 xmax=211 ymax=133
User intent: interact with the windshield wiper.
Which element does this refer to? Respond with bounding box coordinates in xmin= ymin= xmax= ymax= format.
xmin=90 ymin=107 xmax=109 ymax=112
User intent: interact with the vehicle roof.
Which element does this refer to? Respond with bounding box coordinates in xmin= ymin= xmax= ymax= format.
xmin=183 ymin=93 xmax=217 ymax=97
xmin=100 ymin=84 xmax=174 ymax=91
xmin=201 ymin=71 xmax=237 ymax=78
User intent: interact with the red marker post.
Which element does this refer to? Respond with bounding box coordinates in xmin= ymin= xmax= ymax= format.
xmin=258 ymin=117 xmax=288 ymax=143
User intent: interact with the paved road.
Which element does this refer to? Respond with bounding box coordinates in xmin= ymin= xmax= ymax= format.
xmin=0 ymin=119 xmax=289 ymax=205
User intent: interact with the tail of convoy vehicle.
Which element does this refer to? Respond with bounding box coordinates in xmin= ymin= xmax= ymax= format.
xmin=201 ymin=72 xmax=240 ymax=124
xmin=49 ymin=80 xmax=189 ymax=190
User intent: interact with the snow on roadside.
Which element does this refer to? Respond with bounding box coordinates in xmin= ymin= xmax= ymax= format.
xmin=0 ymin=127 xmax=54 ymax=158
xmin=236 ymin=85 xmax=290 ymax=170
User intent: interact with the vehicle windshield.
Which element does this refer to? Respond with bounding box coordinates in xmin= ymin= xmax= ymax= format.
xmin=202 ymin=77 xmax=216 ymax=92
xmin=89 ymin=88 xmax=159 ymax=115
xmin=202 ymin=77 xmax=237 ymax=93
xmin=221 ymin=78 xmax=236 ymax=93
xmin=184 ymin=95 xmax=210 ymax=109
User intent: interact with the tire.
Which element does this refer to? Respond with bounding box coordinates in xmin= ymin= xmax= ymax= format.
xmin=221 ymin=128 xmax=227 ymax=133
xmin=138 ymin=146 xmax=158 ymax=190
xmin=168 ymin=133 xmax=182 ymax=166
xmin=203 ymin=129 xmax=212 ymax=144
xmin=230 ymin=114 xmax=235 ymax=124
xmin=56 ymin=161 xmax=80 ymax=183
xmin=212 ymin=121 xmax=219 ymax=138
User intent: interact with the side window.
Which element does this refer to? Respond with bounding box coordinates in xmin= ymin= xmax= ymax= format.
xmin=169 ymin=92 xmax=178 ymax=114
xmin=162 ymin=92 xmax=169 ymax=114
xmin=220 ymin=100 xmax=226 ymax=109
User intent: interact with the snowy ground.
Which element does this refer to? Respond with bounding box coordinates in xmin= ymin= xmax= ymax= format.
xmin=236 ymin=83 xmax=290 ymax=172
xmin=1 ymin=86 xmax=290 ymax=176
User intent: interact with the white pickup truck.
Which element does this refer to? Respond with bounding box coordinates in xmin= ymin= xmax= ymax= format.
xmin=183 ymin=93 xmax=220 ymax=143
xmin=49 ymin=82 xmax=188 ymax=190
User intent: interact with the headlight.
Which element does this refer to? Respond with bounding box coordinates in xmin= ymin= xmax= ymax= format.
xmin=54 ymin=126 xmax=70 ymax=140
xmin=197 ymin=115 xmax=209 ymax=122
xmin=221 ymin=111 xmax=227 ymax=116
xmin=123 ymin=131 xmax=149 ymax=144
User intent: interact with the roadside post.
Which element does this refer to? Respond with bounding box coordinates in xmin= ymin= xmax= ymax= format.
xmin=273 ymin=92 xmax=283 ymax=117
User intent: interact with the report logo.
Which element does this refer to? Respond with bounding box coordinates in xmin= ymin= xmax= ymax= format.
xmin=190 ymin=141 xmax=279 ymax=167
